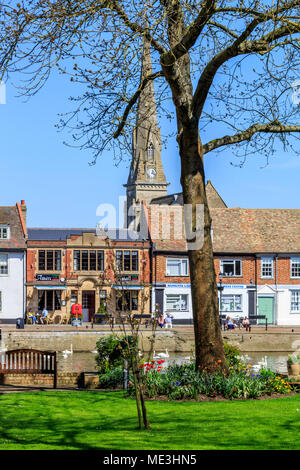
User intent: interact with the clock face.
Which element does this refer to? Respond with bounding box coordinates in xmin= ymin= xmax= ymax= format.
xmin=147 ymin=168 xmax=157 ymax=179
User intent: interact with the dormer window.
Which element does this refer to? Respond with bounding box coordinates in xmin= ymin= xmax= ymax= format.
xmin=0 ymin=226 xmax=9 ymax=240
xmin=147 ymin=142 xmax=154 ymax=161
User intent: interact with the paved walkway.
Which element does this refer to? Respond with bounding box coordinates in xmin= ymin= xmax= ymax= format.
xmin=1 ymin=324 xmax=300 ymax=333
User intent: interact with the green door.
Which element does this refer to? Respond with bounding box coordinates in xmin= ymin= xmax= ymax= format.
xmin=258 ymin=296 xmax=274 ymax=324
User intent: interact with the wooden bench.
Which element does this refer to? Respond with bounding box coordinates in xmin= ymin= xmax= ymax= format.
xmin=0 ymin=349 xmax=57 ymax=388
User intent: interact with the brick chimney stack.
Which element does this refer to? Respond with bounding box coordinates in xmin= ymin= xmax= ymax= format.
xmin=20 ymin=200 xmax=27 ymax=226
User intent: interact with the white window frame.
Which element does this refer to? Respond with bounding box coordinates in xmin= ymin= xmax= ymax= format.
xmin=290 ymin=290 xmax=300 ymax=313
xmin=220 ymin=259 xmax=242 ymax=277
xmin=0 ymin=225 xmax=9 ymax=240
xmin=291 ymin=258 xmax=300 ymax=279
xmin=166 ymin=258 xmax=189 ymax=277
xmin=261 ymin=257 xmax=274 ymax=279
xmin=166 ymin=293 xmax=189 ymax=312
xmin=220 ymin=294 xmax=242 ymax=313
xmin=0 ymin=253 xmax=8 ymax=276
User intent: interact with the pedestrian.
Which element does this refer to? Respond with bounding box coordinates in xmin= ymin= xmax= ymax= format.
xmin=157 ymin=313 xmax=165 ymax=328
xmin=164 ymin=313 xmax=173 ymax=329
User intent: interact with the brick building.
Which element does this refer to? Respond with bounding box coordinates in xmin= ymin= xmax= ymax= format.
xmin=26 ymin=228 xmax=151 ymax=322
xmin=143 ymin=194 xmax=300 ymax=325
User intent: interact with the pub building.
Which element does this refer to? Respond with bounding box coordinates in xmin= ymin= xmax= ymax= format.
xmin=26 ymin=228 xmax=151 ymax=323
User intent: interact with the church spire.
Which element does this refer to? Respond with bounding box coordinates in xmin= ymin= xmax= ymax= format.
xmin=125 ymin=39 xmax=168 ymax=229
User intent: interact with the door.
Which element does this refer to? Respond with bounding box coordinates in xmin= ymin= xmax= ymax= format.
xmin=82 ymin=291 xmax=96 ymax=322
xmin=258 ymin=296 xmax=274 ymax=324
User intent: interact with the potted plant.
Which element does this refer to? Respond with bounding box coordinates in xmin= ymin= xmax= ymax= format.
xmin=287 ymin=354 xmax=300 ymax=376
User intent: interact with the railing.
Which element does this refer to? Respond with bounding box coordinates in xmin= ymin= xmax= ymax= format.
xmin=0 ymin=349 xmax=57 ymax=388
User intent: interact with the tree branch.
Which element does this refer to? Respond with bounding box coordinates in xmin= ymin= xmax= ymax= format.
xmin=113 ymin=70 xmax=164 ymax=139
xmin=202 ymin=122 xmax=300 ymax=154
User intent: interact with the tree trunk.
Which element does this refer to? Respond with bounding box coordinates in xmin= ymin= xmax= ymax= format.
xmin=179 ymin=120 xmax=228 ymax=374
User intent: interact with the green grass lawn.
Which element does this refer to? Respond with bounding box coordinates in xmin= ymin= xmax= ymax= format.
xmin=1 ymin=390 xmax=300 ymax=450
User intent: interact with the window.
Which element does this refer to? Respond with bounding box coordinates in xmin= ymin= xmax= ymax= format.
xmin=261 ymin=257 xmax=274 ymax=278
xmin=166 ymin=258 xmax=188 ymax=276
xmin=291 ymin=290 xmax=300 ymax=313
xmin=220 ymin=259 xmax=242 ymax=277
xmin=0 ymin=226 xmax=9 ymax=240
xmin=291 ymin=258 xmax=300 ymax=278
xmin=147 ymin=142 xmax=154 ymax=161
xmin=0 ymin=254 xmax=8 ymax=275
xmin=73 ymin=250 xmax=104 ymax=271
xmin=220 ymin=295 xmax=242 ymax=313
xmin=116 ymin=250 xmax=139 ymax=272
xmin=38 ymin=290 xmax=61 ymax=311
xmin=166 ymin=293 xmax=188 ymax=311
xmin=291 ymin=290 xmax=300 ymax=312
xmin=38 ymin=250 xmax=61 ymax=271
xmin=116 ymin=290 xmax=139 ymax=311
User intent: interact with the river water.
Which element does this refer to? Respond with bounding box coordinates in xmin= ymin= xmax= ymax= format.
xmin=57 ymin=351 xmax=290 ymax=374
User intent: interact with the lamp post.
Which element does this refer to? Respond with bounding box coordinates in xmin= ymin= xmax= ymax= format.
xmin=218 ymin=272 xmax=224 ymax=330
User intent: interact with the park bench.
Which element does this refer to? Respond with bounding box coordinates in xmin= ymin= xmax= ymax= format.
xmin=0 ymin=349 xmax=57 ymax=388
xmin=249 ymin=315 xmax=268 ymax=331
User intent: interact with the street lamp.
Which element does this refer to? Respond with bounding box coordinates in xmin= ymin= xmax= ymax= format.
xmin=218 ymin=272 xmax=224 ymax=329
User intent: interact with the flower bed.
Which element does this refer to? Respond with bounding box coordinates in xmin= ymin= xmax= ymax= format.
xmin=128 ymin=360 xmax=293 ymax=401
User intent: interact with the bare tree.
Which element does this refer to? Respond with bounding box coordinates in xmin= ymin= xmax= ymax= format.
xmin=1 ymin=1 xmax=300 ymax=372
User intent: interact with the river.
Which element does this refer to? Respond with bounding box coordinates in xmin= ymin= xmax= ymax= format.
xmin=57 ymin=351 xmax=289 ymax=374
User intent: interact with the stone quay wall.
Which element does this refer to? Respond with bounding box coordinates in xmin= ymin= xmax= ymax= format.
xmin=1 ymin=329 xmax=300 ymax=354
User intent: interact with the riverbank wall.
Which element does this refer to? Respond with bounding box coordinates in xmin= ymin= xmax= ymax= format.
xmin=1 ymin=328 xmax=300 ymax=353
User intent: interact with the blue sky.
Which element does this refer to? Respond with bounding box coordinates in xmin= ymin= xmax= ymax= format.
xmin=1 ymin=71 xmax=300 ymax=229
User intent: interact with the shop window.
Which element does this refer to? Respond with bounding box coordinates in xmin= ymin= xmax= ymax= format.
xmin=38 ymin=290 xmax=61 ymax=311
xmin=166 ymin=294 xmax=188 ymax=311
xmin=38 ymin=250 xmax=61 ymax=271
xmin=0 ymin=254 xmax=8 ymax=275
xmin=116 ymin=290 xmax=139 ymax=311
xmin=220 ymin=294 xmax=242 ymax=313
xmin=73 ymin=250 xmax=104 ymax=271
xmin=220 ymin=259 xmax=242 ymax=277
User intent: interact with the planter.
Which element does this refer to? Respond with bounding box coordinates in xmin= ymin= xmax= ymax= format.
xmin=72 ymin=319 xmax=82 ymax=327
xmin=287 ymin=362 xmax=300 ymax=376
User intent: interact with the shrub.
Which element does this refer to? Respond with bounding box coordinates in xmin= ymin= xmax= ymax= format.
xmin=223 ymin=341 xmax=241 ymax=367
xmin=95 ymin=334 xmax=138 ymax=374
xmin=99 ymin=366 xmax=125 ymax=389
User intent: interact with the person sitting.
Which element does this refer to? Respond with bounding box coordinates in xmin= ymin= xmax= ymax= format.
xmin=41 ymin=308 xmax=48 ymax=324
xmin=27 ymin=309 xmax=37 ymax=324
xmin=226 ymin=316 xmax=235 ymax=330
xmin=157 ymin=313 xmax=165 ymax=328
xmin=164 ymin=313 xmax=173 ymax=329
xmin=242 ymin=316 xmax=250 ymax=331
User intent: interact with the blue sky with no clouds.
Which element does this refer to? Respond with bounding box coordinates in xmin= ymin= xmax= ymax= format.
xmin=1 ymin=71 xmax=300 ymax=229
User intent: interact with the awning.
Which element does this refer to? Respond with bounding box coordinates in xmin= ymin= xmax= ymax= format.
xmin=112 ymin=285 xmax=144 ymax=290
xmin=34 ymin=285 xmax=67 ymax=290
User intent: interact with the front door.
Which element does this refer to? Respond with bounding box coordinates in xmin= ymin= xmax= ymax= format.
xmin=82 ymin=291 xmax=96 ymax=322
xmin=258 ymin=296 xmax=274 ymax=324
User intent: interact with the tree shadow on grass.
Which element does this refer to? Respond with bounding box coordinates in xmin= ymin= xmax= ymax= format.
xmin=0 ymin=392 xmax=300 ymax=450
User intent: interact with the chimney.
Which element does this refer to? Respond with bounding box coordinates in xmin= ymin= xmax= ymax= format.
xmin=20 ymin=200 xmax=27 ymax=226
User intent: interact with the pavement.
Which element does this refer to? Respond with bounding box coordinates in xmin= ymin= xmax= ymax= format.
xmin=0 ymin=324 xmax=300 ymax=333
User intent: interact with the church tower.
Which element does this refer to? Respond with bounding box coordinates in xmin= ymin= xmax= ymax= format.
xmin=124 ymin=40 xmax=168 ymax=229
